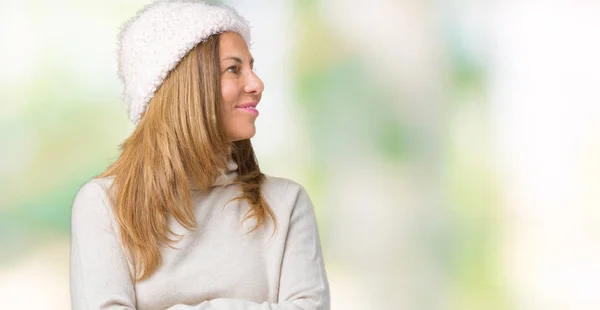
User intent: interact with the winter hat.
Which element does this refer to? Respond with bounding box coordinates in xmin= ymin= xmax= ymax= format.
xmin=117 ymin=0 xmax=251 ymax=125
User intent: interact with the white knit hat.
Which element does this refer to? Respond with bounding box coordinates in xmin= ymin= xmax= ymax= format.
xmin=117 ymin=0 xmax=251 ymax=125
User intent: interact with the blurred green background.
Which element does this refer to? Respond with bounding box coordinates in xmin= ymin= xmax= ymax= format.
xmin=1 ymin=1 xmax=600 ymax=309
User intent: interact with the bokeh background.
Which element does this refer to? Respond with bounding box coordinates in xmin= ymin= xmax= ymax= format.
xmin=1 ymin=0 xmax=600 ymax=309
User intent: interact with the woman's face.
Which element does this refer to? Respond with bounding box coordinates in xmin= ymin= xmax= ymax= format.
xmin=219 ymin=31 xmax=264 ymax=142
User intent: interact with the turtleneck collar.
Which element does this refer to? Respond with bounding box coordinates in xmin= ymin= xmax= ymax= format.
xmin=189 ymin=157 xmax=239 ymax=190
xmin=212 ymin=157 xmax=239 ymax=187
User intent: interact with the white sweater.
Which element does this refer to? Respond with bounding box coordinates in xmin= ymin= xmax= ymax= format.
xmin=69 ymin=160 xmax=330 ymax=310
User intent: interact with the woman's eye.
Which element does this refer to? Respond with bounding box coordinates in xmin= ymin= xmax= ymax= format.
xmin=226 ymin=66 xmax=239 ymax=73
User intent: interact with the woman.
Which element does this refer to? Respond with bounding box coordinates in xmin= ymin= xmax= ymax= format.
xmin=69 ymin=1 xmax=330 ymax=309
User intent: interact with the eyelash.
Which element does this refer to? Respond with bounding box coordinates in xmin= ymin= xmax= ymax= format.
xmin=225 ymin=65 xmax=256 ymax=74
xmin=226 ymin=66 xmax=240 ymax=74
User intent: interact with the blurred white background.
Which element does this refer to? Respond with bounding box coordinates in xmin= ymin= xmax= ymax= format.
xmin=1 ymin=0 xmax=599 ymax=309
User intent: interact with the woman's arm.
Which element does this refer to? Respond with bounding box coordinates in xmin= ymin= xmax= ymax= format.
xmin=71 ymin=180 xmax=330 ymax=310
xmin=70 ymin=180 xmax=137 ymax=309
xmin=175 ymin=183 xmax=331 ymax=310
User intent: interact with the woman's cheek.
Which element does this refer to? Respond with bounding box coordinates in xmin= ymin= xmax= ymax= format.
xmin=220 ymin=80 xmax=238 ymax=107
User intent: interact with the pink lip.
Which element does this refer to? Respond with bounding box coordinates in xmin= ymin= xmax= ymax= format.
xmin=236 ymin=102 xmax=259 ymax=115
xmin=237 ymin=102 xmax=258 ymax=108
xmin=237 ymin=107 xmax=259 ymax=115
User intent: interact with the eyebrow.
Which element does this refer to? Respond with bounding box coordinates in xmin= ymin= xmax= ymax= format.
xmin=221 ymin=56 xmax=254 ymax=66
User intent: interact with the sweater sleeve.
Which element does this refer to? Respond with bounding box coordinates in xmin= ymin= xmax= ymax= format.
xmin=181 ymin=183 xmax=331 ymax=310
xmin=70 ymin=180 xmax=137 ymax=310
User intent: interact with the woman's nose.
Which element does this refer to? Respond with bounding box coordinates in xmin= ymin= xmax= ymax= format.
xmin=244 ymin=71 xmax=264 ymax=94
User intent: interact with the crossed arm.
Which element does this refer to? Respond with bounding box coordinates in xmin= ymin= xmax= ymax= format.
xmin=70 ymin=180 xmax=330 ymax=310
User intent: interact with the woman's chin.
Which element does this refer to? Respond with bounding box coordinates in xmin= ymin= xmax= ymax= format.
xmin=229 ymin=127 xmax=256 ymax=142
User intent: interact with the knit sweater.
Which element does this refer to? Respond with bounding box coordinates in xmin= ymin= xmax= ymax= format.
xmin=69 ymin=160 xmax=330 ymax=310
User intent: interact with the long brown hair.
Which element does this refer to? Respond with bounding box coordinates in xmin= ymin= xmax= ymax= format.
xmin=98 ymin=34 xmax=276 ymax=282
